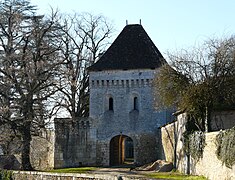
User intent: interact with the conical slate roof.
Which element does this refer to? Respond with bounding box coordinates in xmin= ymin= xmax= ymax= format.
xmin=88 ymin=24 xmax=166 ymax=71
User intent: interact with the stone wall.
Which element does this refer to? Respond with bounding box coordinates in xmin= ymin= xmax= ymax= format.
xmin=189 ymin=132 xmax=235 ymax=180
xmin=0 ymin=129 xmax=54 ymax=170
xmin=54 ymin=68 xmax=174 ymax=168
xmin=161 ymin=123 xmax=175 ymax=163
xmin=210 ymin=110 xmax=235 ymax=131
xmin=161 ymin=113 xmax=235 ymax=180
xmin=12 ymin=171 xmax=144 ymax=180
xmin=54 ymin=118 xmax=166 ymax=168
xmin=54 ymin=118 xmax=97 ymax=168
xmin=89 ymin=69 xmax=173 ymax=131
xmin=175 ymin=131 xmax=235 ymax=180
xmin=134 ymin=132 xmax=159 ymax=165
xmin=161 ymin=113 xmax=187 ymax=166
xmin=30 ymin=130 xmax=55 ymax=170
xmin=89 ymin=69 xmax=174 ymax=166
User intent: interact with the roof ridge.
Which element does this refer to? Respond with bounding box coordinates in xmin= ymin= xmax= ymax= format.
xmin=88 ymin=25 xmax=166 ymax=71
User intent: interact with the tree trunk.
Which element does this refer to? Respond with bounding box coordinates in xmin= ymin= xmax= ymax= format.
xmin=21 ymin=122 xmax=34 ymax=170
xmin=186 ymin=154 xmax=190 ymax=175
xmin=71 ymin=83 xmax=77 ymax=120
xmin=173 ymin=122 xmax=177 ymax=169
xmin=205 ymin=106 xmax=211 ymax=132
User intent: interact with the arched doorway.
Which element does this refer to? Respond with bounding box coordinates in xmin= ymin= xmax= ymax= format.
xmin=110 ymin=135 xmax=134 ymax=166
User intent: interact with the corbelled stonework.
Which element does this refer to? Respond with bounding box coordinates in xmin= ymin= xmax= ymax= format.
xmin=54 ymin=24 xmax=174 ymax=167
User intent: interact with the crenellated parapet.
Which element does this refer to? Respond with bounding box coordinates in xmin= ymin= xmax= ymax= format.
xmin=54 ymin=24 xmax=175 ymax=168
xmin=90 ymin=78 xmax=153 ymax=88
xmin=54 ymin=117 xmax=97 ymax=168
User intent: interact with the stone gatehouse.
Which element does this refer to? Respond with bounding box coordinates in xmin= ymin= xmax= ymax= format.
xmin=54 ymin=24 xmax=174 ymax=168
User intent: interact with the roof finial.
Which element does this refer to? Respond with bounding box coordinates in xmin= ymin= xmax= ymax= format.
xmin=139 ymin=19 xmax=141 ymax=25
xmin=126 ymin=20 xmax=128 ymax=25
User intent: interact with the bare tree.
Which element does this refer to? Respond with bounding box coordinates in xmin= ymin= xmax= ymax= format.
xmin=155 ymin=36 xmax=235 ymax=131
xmin=57 ymin=12 xmax=113 ymax=119
xmin=0 ymin=125 xmax=21 ymax=155
xmin=0 ymin=0 xmax=63 ymax=170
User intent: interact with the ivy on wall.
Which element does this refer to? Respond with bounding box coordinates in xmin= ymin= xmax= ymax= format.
xmin=0 ymin=170 xmax=13 ymax=180
xmin=183 ymin=131 xmax=206 ymax=161
xmin=215 ymin=127 xmax=235 ymax=168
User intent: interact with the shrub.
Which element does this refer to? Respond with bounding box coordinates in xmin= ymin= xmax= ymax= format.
xmin=183 ymin=131 xmax=206 ymax=161
xmin=0 ymin=170 xmax=13 ymax=180
xmin=215 ymin=127 xmax=235 ymax=168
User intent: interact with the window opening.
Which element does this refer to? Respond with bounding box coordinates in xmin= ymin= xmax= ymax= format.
xmin=109 ymin=97 xmax=114 ymax=110
xmin=86 ymin=121 xmax=90 ymax=128
xmin=134 ymin=97 xmax=138 ymax=110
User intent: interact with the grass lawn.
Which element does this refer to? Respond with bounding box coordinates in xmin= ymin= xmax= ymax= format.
xmin=48 ymin=167 xmax=97 ymax=173
xmin=47 ymin=167 xmax=208 ymax=180
xmin=146 ymin=172 xmax=208 ymax=180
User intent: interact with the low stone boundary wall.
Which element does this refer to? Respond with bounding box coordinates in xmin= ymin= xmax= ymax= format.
xmin=161 ymin=115 xmax=235 ymax=180
xmin=187 ymin=132 xmax=235 ymax=180
xmin=12 ymin=171 xmax=147 ymax=180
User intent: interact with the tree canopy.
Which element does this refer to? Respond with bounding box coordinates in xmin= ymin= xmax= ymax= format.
xmin=0 ymin=0 xmax=64 ymax=170
xmin=155 ymin=37 xmax=235 ymax=131
xmin=56 ymin=12 xmax=113 ymax=119
xmin=0 ymin=0 xmax=114 ymax=170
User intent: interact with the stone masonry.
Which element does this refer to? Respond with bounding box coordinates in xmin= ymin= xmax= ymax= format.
xmin=89 ymin=69 xmax=173 ymax=166
xmin=54 ymin=24 xmax=174 ymax=168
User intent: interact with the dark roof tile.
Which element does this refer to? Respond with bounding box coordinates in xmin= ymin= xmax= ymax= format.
xmin=88 ymin=24 xmax=166 ymax=71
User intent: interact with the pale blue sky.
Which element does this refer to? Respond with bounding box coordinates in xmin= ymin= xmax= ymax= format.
xmin=30 ymin=0 xmax=235 ymax=55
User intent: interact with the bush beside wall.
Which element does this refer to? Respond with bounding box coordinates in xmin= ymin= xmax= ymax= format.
xmin=161 ymin=114 xmax=235 ymax=180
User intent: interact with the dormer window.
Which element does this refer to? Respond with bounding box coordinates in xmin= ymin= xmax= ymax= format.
xmin=109 ymin=97 xmax=114 ymax=111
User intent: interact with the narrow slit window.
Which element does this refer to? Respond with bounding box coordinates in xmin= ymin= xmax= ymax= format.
xmin=109 ymin=97 xmax=114 ymax=111
xmin=134 ymin=97 xmax=138 ymax=110
xmin=86 ymin=121 xmax=90 ymax=128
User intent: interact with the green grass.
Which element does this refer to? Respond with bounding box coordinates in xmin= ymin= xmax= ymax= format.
xmin=47 ymin=167 xmax=208 ymax=180
xmin=146 ymin=172 xmax=208 ymax=180
xmin=48 ymin=167 xmax=97 ymax=173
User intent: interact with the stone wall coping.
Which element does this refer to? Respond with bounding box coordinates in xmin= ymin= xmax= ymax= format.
xmin=12 ymin=170 xmax=147 ymax=180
